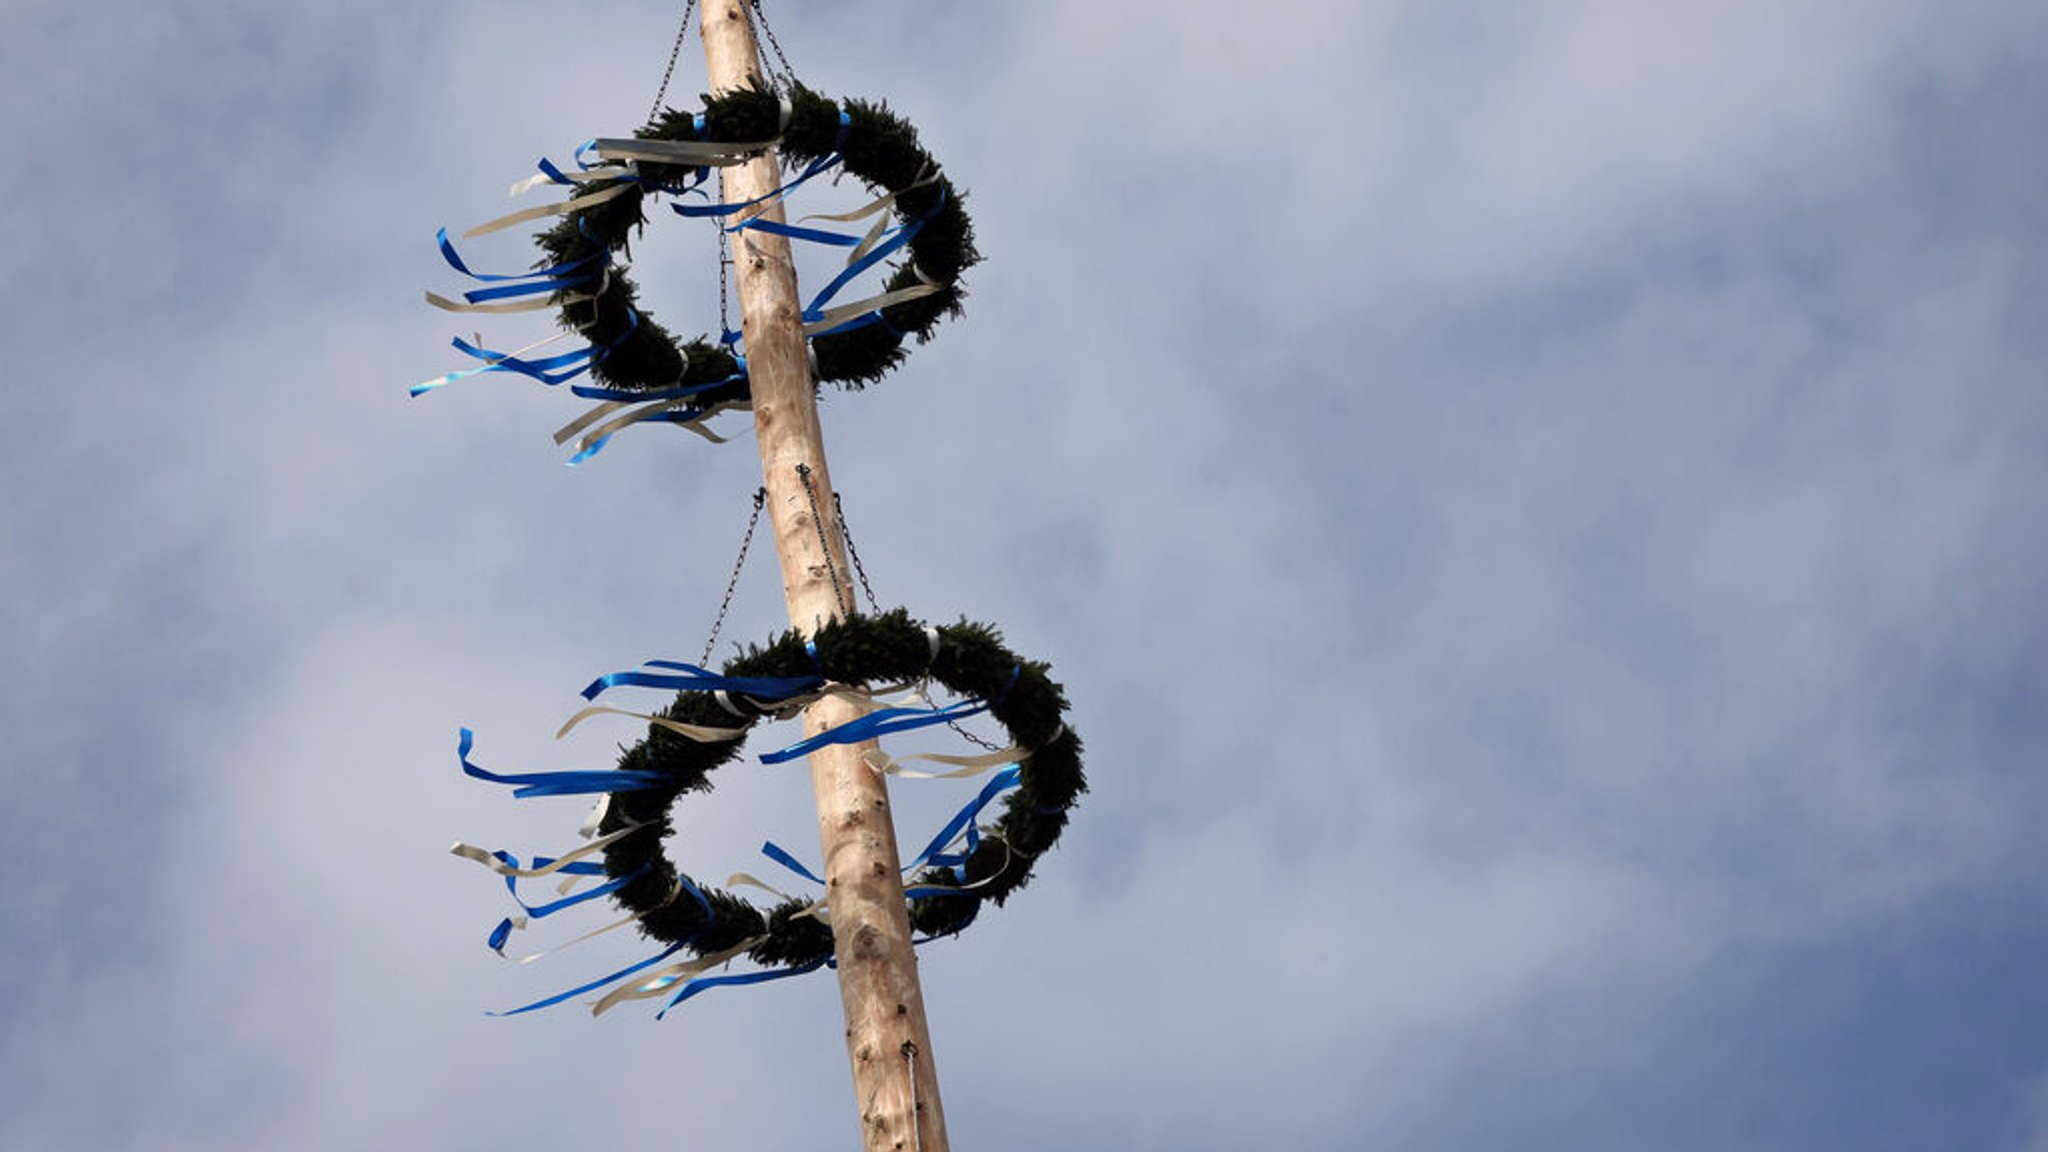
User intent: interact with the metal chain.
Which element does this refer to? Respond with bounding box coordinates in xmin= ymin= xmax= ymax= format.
xmin=718 ymin=225 xmax=732 ymax=339
xmin=648 ymin=0 xmax=699 ymax=123
xmin=833 ymin=492 xmax=882 ymax=614
xmin=831 ymin=491 xmax=998 ymax=749
xmin=748 ymin=0 xmax=797 ymax=86
xmin=948 ymin=714 xmax=1004 ymax=752
xmin=795 ymin=464 xmax=852 ymax=615
xmin=701 ymin=487 xmax=767 ymax=665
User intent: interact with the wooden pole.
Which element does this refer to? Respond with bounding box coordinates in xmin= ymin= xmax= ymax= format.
xmin=698 ymin=4 xmax=951 ymax=1150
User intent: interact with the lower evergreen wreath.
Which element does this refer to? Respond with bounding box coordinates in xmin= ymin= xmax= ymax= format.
xmin=594 ymin=608 xmax=1083 ymax=970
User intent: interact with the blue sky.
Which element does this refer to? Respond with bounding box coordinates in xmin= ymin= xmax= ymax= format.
xmin=3 ymin=1 xmax=2045 ymax=1149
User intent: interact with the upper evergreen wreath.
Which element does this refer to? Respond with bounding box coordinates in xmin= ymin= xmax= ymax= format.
xmin=420 ymin=81 xmax=979 ymax=450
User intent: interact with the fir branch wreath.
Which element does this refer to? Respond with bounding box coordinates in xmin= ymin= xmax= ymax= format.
xmin=534 ymin=80 xmax=979 ymax=407
xmin=590 ymin=608 xmax=1083 ymax=978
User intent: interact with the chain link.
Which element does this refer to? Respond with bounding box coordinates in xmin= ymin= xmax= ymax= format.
xmin=795 ymin=464 xmax=852 ymax=616
xmin=648 ymin=0 xmax=699 ymax=123
xmin=748 ymin=0 xmax=797 ymax=86
xmin=718 ymin=225 xmax=732 ymax=339
xmin=700 ymin=487 xmax=767 ymax=665
xmin=833 ymin=492 xmax=882 ymax=615
xmin=948 ymin=719 xmax=1005 ymax=752
xmin=831 ymin=489 xmax=996 ymax=748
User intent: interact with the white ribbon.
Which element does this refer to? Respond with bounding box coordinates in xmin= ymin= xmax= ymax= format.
xmin=461 ymin=181 xmax=636 ymax=239
xmin=448 ymin=820 xmax=647 ymax=879
xmin=798 ymin=163 xmax=940 ymax=265
xmin=590 ymin=137 xmax=777 ymax=167
xmin=555 ymin=704 xmax=751 ymax=744
xmin=415 ymin=329 xmax=580 ymax=394
xmin=577 ymin=795 xmax=611 ymax=840
xmin=550 ymin=396 xmax=749 ymax=454
xmin=424 ymin=289 xmax=593 ymax=315
xmin=861 ymin=744 xmax=1023 ymax=781
xmin=496 ymin=908 xmax=649 ymax=965
xmin=724 ymin=872 xmax=800 ymax=902
xmin=509 ymin=166 xmax=614 ymax=197
xmin=589 ymin=935 xmax=767 ymax=1016
xmin=801 ymin=282 xmax=944 ymax=336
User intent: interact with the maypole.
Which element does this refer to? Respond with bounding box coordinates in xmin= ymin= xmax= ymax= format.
xmin=419 ymin=4 xmax=1087 ymax=1150
xmin=698 ymin=2 xmax=948 ymax=1147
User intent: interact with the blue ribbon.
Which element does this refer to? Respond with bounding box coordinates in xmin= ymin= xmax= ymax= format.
xmin=757 ymin=694 xmax=991 ymax=764
xmin=488 ymin=942 xmax=691 ymax=1017
xmin=568 ymin=373 xmax=745 ymax=404
xmin=479 ymin=758 xmax=1021 ymax=1016
xmin=457 ymin=728 xmax=671 ymax=799
xmin=460 ymin=272 xmax=595 ymax=305
xmin=759 ymin=840 xmax=827 ymax=887
xmin=486 ymin=917 xmax=519 ymax=953
xmin=800 ymin=187 xmax=944 ymax=321
xmin=728 ymin=218 xmax=866 ymax=247
xmin=656 ymin=958 xmax=827 ymax=1018
xmin=439 ymin=336 xmax=597 ymax=388
xmin=805 ymin=310 xmax=893 ymax=339
xmin=412 ymin=347 xmax=592 ymax=397
xmin=560 ymin=374 xmax=748 ymax=468
xmin=496 ymin=856 xmax=610 ymax=879
xmin=485 ymin=863 xmax=711 ymax=954
xmin=675 ymin=871 xmax=714 ymax=919
xmin=436 ymin=226 xmax=605 ymax=283
xmin=904 ymin=765 xmax=1022 ymax=874
xmin=424 ymin=307 xmax=646 ymax=397
xmin=452 ymin=336 xmax=594 ymax=373
xmin=579 ymin=661 xmax=822 ymax=703
xmin=504 ymin=862 xmax=650 ymax=919
xmin=671 ymin=149 xmax=843 ymax=220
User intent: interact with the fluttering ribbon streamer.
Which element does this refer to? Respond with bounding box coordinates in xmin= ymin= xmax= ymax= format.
xmin=657 ymin=958 xmax=826 ymax=1018
xmin=668 ymin=147 xmax=843 ymax=221
xmin=585 ymin=937 xmax=766 ymax=1017
xmin=461 ymin=180 xmax=637 ymax=239
xmin=579 ymin=660 xmax=823 ymax=704
xmin=757 ymin=693 xmax=992 ymax=764
xmin=412 ymin=330 xmax=581 ymax=396
xmin=860 ymin=741 xmax=1026 ymax=780
xmin=502 ymin=861 xmax=650 ymax=919
xmin=461 ymin=692 xmax=1022 ymax=1016
xmin=456 ymin=610 xmax=1082 ymax=1019
xmin=756 ymin=840 xmax=828 ymax=887
xmin=588 ymin=135 xmax=778 ymax=166
xmin=554 ymin=704 xmax=751 ymax=745
xmin=417 ymin=94 xmax=973 ymax=462
xmin=488 ymin=942 xmax=693 ymax=1018
xmin=457 ymin=727 xmax=671 ymax=798
xmin=553 ymin=386 xmax=748 ymax=464
xmin=449 ymin=821 xmax=648 ymax=879
xmin=902 ymin=765 xmax=1022 ymax=875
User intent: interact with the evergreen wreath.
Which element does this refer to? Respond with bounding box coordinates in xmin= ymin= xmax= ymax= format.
xmin=596 ymin=608 xmax=1083 ymax=972
xmin=536 ymin=80 xmax=980 ymax=407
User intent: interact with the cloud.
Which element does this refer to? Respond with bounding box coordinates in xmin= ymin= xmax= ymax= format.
xmin=4 ymin=0 xmax=2046 ymax=1149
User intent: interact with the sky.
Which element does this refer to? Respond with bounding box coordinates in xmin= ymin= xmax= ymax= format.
xmin=2 ymin=0 xmax=2045 ymax=1149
